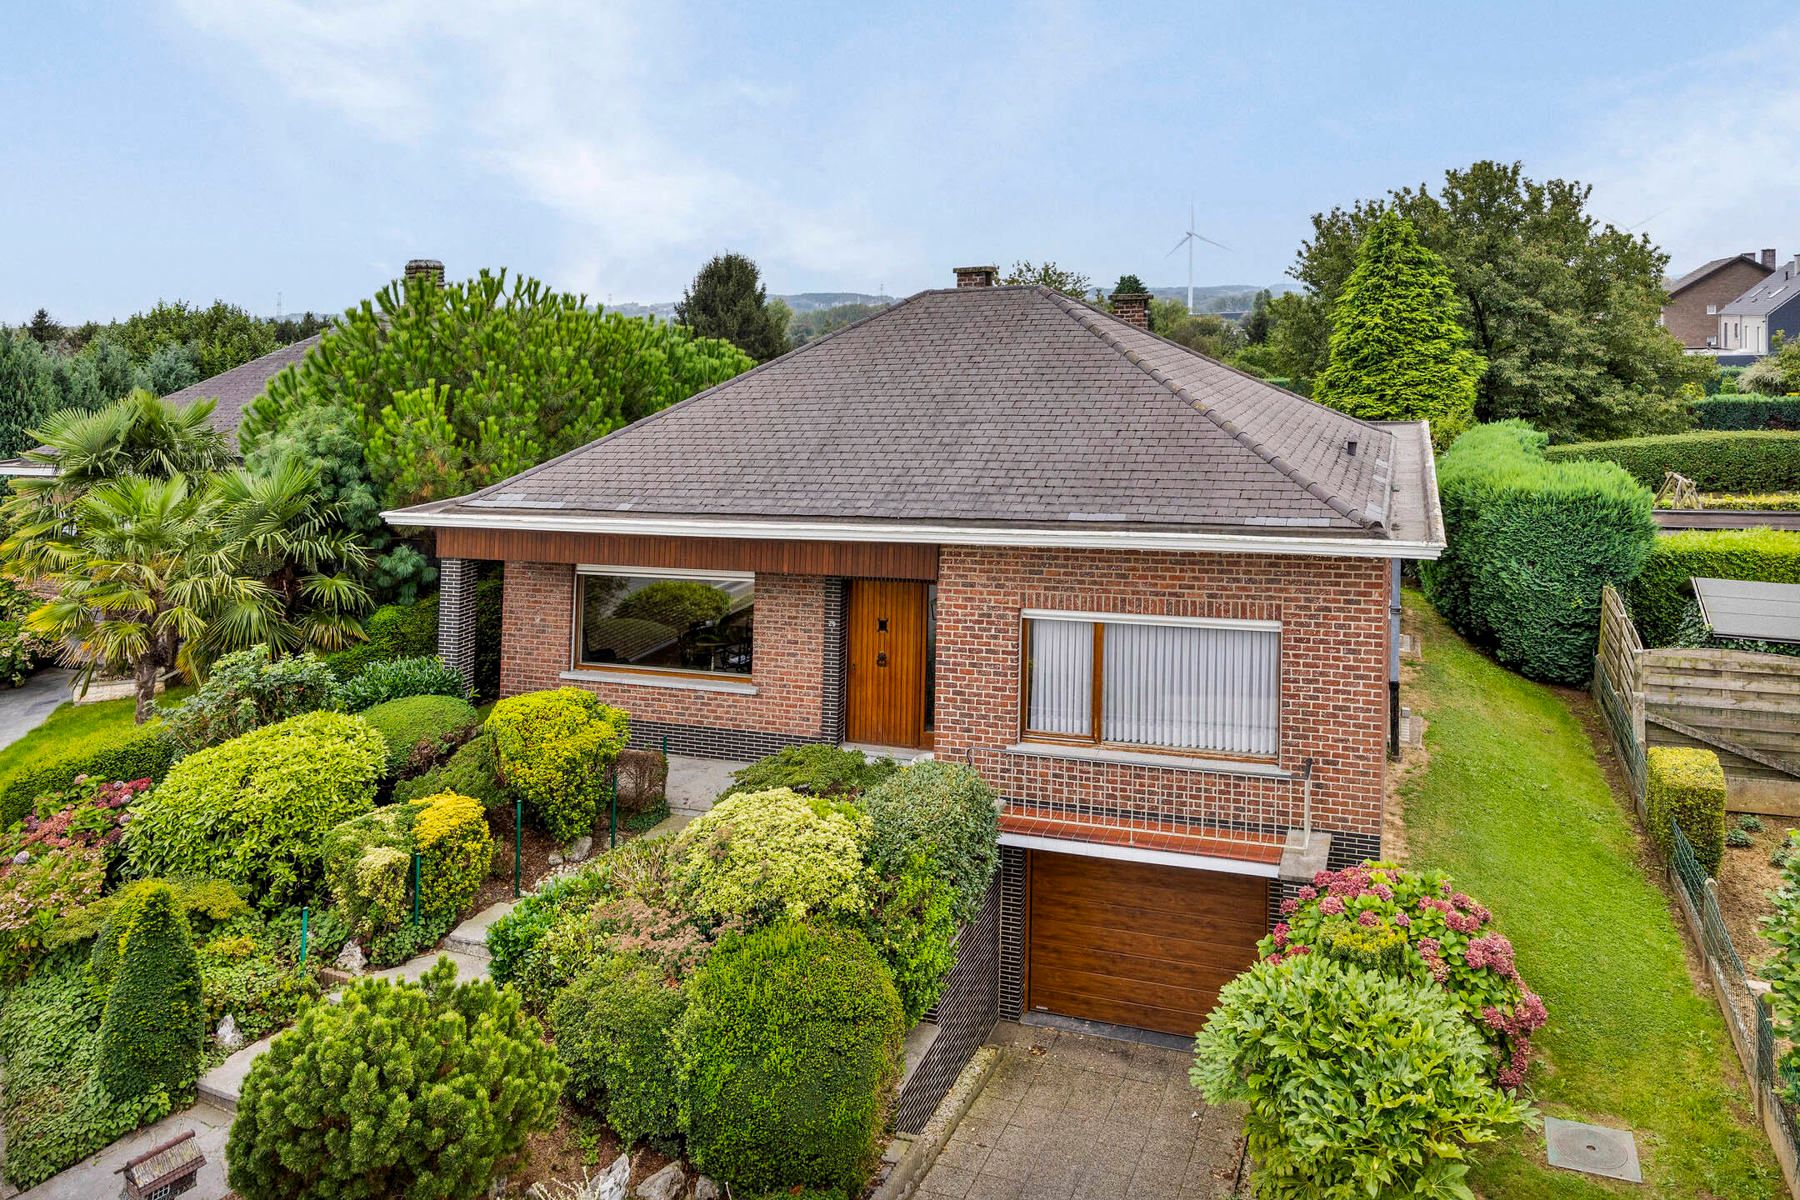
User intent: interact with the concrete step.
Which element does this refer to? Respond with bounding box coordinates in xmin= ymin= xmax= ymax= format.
xmin=441 ymin=901 xmax=514 ymax=960
xmin=197 ymin=1034 xmax=275 ymax=1115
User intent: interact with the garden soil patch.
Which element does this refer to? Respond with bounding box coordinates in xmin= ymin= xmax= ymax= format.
xmin=507 ymin=1105 xmax=675 ymax=1195
xmin=1714 ymin=817 xmax=1795 ymax=971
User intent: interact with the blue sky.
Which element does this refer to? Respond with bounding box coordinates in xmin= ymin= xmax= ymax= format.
xmin=5 ymin=1 xmax=1797 ymax=322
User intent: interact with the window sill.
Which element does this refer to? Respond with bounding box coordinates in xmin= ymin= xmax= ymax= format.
xmin=559 ymin=668 xmax=758 ymax=696
xmin=1002 ymin=742 xmax=1293 ymax=779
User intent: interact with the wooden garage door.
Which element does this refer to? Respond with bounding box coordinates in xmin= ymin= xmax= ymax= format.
xmin=1026 ymin=851 xmax=1268 ymax=1038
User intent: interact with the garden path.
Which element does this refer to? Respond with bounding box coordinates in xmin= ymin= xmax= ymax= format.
xmin=0 ymin=670 xmax=73 ymax=754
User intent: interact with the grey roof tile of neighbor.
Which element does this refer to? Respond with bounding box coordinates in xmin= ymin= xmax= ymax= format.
xmin=396 ymin=285 xmax=1440 ymax=544
xmin=161 ymin=334 xmax=322 ymax=449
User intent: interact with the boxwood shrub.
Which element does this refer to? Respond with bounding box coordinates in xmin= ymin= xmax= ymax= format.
xmin=551 ymin=950 xmax=685 ymax=1147
xmin=860 ymin=760 xmax=999 ymax=924
xmin=338 ymin=655 xmax=467 ymax=712
xmin=323 ymin=791 xmax=492 ymax=935
xmin=1544 ymin=429 xmax=1800 ymax=492
xmin=1627 ymin=528 xmax=1800 ymax=647
xmin=488 ymin=688 xmax=630 ymax=842
xmin=0 ymin=722 xmax=177 ymax=831
xmin=675 ymin=921 xmax=904 ymax=1193
xmin=1693 ymin=394 xmax=1800 ymax=431
xmin=357 ymin=694 xmax=481 ymax=779
xmin=322 ymin=595 xmax=438 ymax=681
xmin=1646 ymin=746 xmax=1727 ymax=875
xmin=669 ymin=789 xmax=873 ymax=926
xmin=1421 ymin=421 xmax=1656 ymax=684
xmin=124 ymin=711 xmax=385 ymax=908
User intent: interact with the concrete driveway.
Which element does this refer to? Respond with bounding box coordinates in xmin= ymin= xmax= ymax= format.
xmin=915 ymin=1022 xmax=1245 ymax=1200
xmin=0 ymin=670 xmax=72 ymax=754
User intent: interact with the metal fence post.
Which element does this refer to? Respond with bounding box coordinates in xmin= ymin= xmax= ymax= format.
xmin=412 ymin=852 xmax=421 ymax=924
xmin=514 ymin=796 xmax=523 ymax=898
xmin=298 ymin=905 xmax=309 ymax=969
xmin=609 ymin=768 xmax=618 ymax=850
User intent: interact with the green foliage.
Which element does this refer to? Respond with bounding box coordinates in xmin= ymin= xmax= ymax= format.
xmin=94 ymin=882 xmax=204 ymax=1102
xmin=125 ymin=711 xmax=385 ymax=908
xmin=723 ymin=743 xmax=899 ymax=799
xmin=863 ymin=860 xmax=957 ymax=1026
xmin=225 ymin=957 xmax=565 ymax=1200
xmin=323 ymin=791 xmax=491 ymax=936
xmin=366 ymin=908 xmax=458 ymax=969
xmin=1191 ymin=955 xmax=1530 ymax=1200
xmin=1727 ymin=827 xmax=1754 ymax=849
xmin=1110 ymin=273 xmax=1150 ymax=299
xmin=486 ymin=866 xmax=619 ymax=986
xmin=551 ymin=950 xmax=686 ymax=1146
xmin=1627 ymin=528 xmax=1800 ymax=646
xmin=159 ymin=645 xmax=342 ymax=756
xmin=1646 ymin=746 xmax=1727 ymax=875
xmin=0 ymin=720 xmax=176 ymax=833
xmin=670 ymin=789 xmax=874 ymax=925
xmin=0 ymin=328 xmax=61 ymax=458
xmin=488 ymin=688 xmax=630 ymax=842
xmin=675 ymin=922 xmax=905 ymax=1193
xmin=1693 ymin=394 xmax=1800 ymax=431
xmin=411 ymin=790 xmax=493 ymax=920
xmin=1545 ymin=430 xmax=1800 ymax=493
xmin=614 ymin=578 xmax=732 ymax=628
xmin=675 ymin=252 xmax=791 ymax=362
xmin=1313 ymin=212 xmax=1483 ymax=447
xmin=240 ymin=268 xmax=753 ymax=510
xmin=1741 ymin=336 xmax=1800 ymax=395
xmin=393 ymin=733 xmax=505 ymax=809
xmin=110 ymin=299 xmax=279 ymax=380
xmin=1675 ymin=599 xmax=1800 ymax=659
xmin=0 ymin=842 xmax=105 ymax=983
xmin=861 ymin=760 xmax=1000 ymax=924
xmin=1421 ymin=421 xmax=1655 ymax=683
xmin=1153 ymin=306 xmax=1247 ymax=359
xmin=1759 ymin=834 xmax=1800 ymax=1082
xmin=786 ymin=301 xmax=892 ymax=348
xmin=357 ymin=693 xmax=480 ymax=778
xmin=323 ymin=594 xmax=438 ymax=680
xmin=1287 ymin=160 xmax=1707 ymax=442
xmin=339 ymin=654 xmax=466 ymax=711
xmin=1000 ymin=260 xmax=1092 ymax=299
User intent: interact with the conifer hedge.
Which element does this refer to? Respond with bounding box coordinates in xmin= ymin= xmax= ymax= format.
xmin=94 ymin=882 xmax=203 ymax=1103
xmin=1544 ymin=429 xmax=1800 ymax=493
xmin=1627 ymin=528 xmax=1800 ymax=646
xmin=1421 ymin=422 xmax=1656 ymax=684
xmin=1692 ymin=395 xmax=1800 ymax=431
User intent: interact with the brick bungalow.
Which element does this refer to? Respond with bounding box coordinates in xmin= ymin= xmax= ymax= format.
xmin=388 ymin=266 xmax=1444 ymax=1044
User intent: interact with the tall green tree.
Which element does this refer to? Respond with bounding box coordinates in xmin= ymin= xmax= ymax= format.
xmin=1242 ymin=289 xmax=1274 ymax=344
xmin=1284 ymin=160 xmax=1708 ymax=441
xmin=1002 ymin=260 xmax=1092 ymax=299
xmin=113 ymin=300 xmax=279 ymax=379
xmin=1313 ymin=212 xmax=1484 ymax=446
xmin=0 ymin=330 xmax=58 ymax=458
xmin=26 ymin=309 xmax=62 ymax=346
xmin=1151 ymin=300 xmax=1245 ymax=360
xmin=675 ymin=252 xmax=791 ymax=362
xmin=1110 ymin=273 xmax=1150 ymax=298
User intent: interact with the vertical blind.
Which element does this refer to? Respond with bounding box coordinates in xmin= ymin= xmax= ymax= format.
xmin=1027 ymin=617 xmax=1279 ymax=756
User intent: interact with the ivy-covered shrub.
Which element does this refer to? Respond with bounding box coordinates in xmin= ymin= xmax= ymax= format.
xmin=1192 ymin=955 xmax=1530 ymax=1199
xmin=488 ymin=688 xmax=630 ymax=842
xmin=675 ymin=922 xmax=905 ymax=1193
xmin=1693 ymin=394 xmax=1800 ymax=431
xmin=723 ymin=744 xmax=899 ymax=799
xmin=861 ymin=761 xmax=999 ymax=924
xmin=394 ymin=733 xmax=506 ymax=808
xmin=339 ymin=654 xmax=467 ymax=712
xmin=94 ymin=882 xmax=204 ymax=1103
xmin=1545 ymin=429 xmax=1800 ymax=492
xmin=1421 ymin=421 xmax=1655 ymax=684
xmin=0 ymin=720 xmax=176 ymax=830
xmin=358 ymin=693 xmax=481 ymax=779
xmin=225 ymin=958 xmax=565 ymax=1200
xmin=670 ymin=788 xmax=873 ymax=925
xmin=321 ymin=594 xmax=438 ymax=681
xmin=124 ymin=711 xmax=386 ymax=908
xmin=864 ymin=860 xmax=957 ymax=1026
xmin=551 ymin=950 xmax=686 ymax=1146
xmin=1271 ymin=863 xmax=1547 ymax=1088
xmin=159 ymin=646 xmax=341 ymax=757
xmin=1627 ymin=528 xmax=1800 ymax=646
xmin=1645 ymin=746 xmax=1727 ymax=875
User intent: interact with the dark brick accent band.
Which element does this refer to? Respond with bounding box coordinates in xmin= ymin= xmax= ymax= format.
xmin=820 ymin=578 xmax=847 ymax=746
xmin=620 ymin=717 xmax=831 ymax=763
xmin=1328 ymin=829 xmax=1382 ymax=870
xmin=999 ymin=846 xmax=1026 ymax=1020
xmin=894 ymin=876 xmax=1000 ymax=1133
xmin=437 ymin=557 xmax=479 ymax=694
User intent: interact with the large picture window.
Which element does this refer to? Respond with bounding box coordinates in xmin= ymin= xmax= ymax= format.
xmin=574 ymin=569 xmax=753 ymax=677
xmin=1022 ymin=612 xmax=1279 ymax=757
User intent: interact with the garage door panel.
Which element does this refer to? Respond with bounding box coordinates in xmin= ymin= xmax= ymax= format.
xmin=1027 ymin=850 xmax=1266 ymax=1039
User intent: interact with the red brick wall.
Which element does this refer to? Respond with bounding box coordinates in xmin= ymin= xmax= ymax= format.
xmin=934 ymin=546 xmax=1390 ymax=840
xmin=500 ymin=561 xmax=831 ymax=738
xmin=1662 ymin=258 xmax=1771 ymax=348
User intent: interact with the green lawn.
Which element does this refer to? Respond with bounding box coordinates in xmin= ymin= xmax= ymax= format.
xmin=0 ymin=686 xmax=189 ymax=793
xmin=1399 ymin=592 xmax=1781 ymax=1199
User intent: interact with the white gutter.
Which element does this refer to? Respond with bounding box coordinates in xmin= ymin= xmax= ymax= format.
xmin=0 ymin=463 xmax=55 ymax=478
xmin=382 ymin=508 xmax=1445 ymax=561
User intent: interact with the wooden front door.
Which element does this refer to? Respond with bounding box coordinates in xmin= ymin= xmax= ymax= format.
xmin=846 ymin=579 xmax=928 ymax=747
xmin=1026 ymin=851 xmax=1268 ymax=1037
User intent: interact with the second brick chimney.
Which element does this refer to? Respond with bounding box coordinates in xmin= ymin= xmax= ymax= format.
xmin=1111 ymin=292 xmax=1152 ymax=331
xmin=955 ymin=264 xmax=998 ymax=288
xmin=1764 ymin=248 xmax=1779 ymax=269
xmin=405 ymin=258 xmax=446 ymax=286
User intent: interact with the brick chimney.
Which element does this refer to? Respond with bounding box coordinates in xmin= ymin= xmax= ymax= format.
xmin=1764 ymin=248 xmax=1779 ymax=269
xmin=1111 ymin=293 xmax=1152 ymax=331
xmin=954 ymin=264 xmax=998 ymax=288
xmin=405 ymin=258 xmax=446 ymax=286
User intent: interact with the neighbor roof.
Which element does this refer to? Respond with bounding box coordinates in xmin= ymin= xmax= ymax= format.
xmin=388 ymin=285 xmax=1444 ymax=557
xmin=1722 ymin=260 xmax=1800 ymax=317
xmin=1667 ymin=254 xmax=1771 ymax=295
xmin=1694 ymin=577 xmax=1800 ymax=644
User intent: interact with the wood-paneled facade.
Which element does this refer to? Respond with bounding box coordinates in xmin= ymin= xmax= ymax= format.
xmin=438 ymin=527 xmax=938 ymax=580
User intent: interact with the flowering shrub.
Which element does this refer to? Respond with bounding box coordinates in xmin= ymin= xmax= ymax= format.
xmin=1270 ymin=862 xmax=1546 ymax=1088
xmin=0 ymin=845 xmax=106 ymax=983
xmin=670 ymin=788 xmax=874 ymax=926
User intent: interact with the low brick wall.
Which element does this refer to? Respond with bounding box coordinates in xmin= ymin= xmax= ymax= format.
xmin=894 ymin=877 xmax=1001 ymax=1134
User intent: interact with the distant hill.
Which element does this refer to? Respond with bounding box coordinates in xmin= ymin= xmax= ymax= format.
xmin=1142 ymin=283 xmax=1297 ymax=313
xmin=607 ymin=283 xmax=1294 ymax=322
xmin=608 ymin=292 xmax=894 ymax=321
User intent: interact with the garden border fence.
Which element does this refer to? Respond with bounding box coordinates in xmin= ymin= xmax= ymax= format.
xmin=1668 ymin=819 xmax=1800 ymax=1197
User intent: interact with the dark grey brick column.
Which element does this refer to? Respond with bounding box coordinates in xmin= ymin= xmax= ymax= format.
xmin=437 ymin=557 xmax=479 ymax=696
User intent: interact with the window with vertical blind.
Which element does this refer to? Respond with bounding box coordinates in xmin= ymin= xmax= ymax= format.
xmin=1022 ymin=611 xmax=1280 ymax=757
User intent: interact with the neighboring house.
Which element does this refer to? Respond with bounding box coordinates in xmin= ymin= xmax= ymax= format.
xmin=1660 ymin=249 xmax=1775 ymax=350
xmin=1718 ymin=254 xmax=1800 ymax=357
xmin=392 ymin=265 xmax=1445 ymax=1040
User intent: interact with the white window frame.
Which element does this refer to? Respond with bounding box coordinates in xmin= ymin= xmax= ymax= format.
xmin=570 ymin=565 xmax=756 ymax=682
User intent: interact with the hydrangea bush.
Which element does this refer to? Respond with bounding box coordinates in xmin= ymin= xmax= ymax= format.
xmin=1269 ymin=862 xmax=1546 ymax=1088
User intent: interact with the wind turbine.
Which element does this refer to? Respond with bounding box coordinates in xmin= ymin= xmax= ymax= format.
xmin=1166 ymin=204 xmax=1232 ymax=314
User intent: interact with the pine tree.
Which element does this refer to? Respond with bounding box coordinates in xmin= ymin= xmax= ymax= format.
xmin=1313 ymin=212 xmax=1483 ymax=447
xmin=94 ymin=882 xmax=203 ymax=1101
xmin=26 ymin=308 xmax=61 ymax=346
xmin=675 ymin=252 xmax=791 ymax=362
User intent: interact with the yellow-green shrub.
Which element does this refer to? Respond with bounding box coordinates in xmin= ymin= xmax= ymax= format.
xmin=488 ymin=689 xmax=629 ymax=842
xmin=1646 ymin=746 xmax=1727 ymax=874
xmin=669 ymin=789 xmax=873 ymax=926
xmin=322 ymin=791 xmax=492 ymax=935
xmin=411 ymin=791 xmax=492 ymax=920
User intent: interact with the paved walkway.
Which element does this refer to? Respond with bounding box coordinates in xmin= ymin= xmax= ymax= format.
xmin=0 ymin=670 xmax=72 ymax=754
xmin=914 ymin=1022 xmax=1245 ymax=1200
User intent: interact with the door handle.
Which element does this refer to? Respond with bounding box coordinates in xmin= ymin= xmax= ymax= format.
xmin=877 ymin=652 xmax=888 ymax=667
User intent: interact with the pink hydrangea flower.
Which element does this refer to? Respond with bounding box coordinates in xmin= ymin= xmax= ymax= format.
xmin=1279 ymin=898 xmax=1298 ymax=916
xmin=1297 ymin=886 xmax=1317 ymax=901
xmin=1318 ymin=895 xmax=1346 ymax=916
xmin=1394 ymin=912 xmax=1411 ymax=928
xmin=1357 ymin=910 xmax=1379 ymax=927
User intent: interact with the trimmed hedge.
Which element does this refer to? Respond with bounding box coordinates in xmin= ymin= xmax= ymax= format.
xmin=322 ymin=595 xmax=438 ymax=681
xmin=1693 ymin=395 xmax=1800 ymax=431
xmin=723 ymin=745 xmax=899 ymax=800
xmin=551 ymin=950 xmax=686 ymax=1146
xmin=1421 ymin=422 xmax=1656 ymax=684
xmin=0 ymin=722 xmax=177 ymax=831
xmin=669 ymin=789 xmax=873 ymax=925
xmin=488 ymin=688 xmax=630 ymax=843
xmin=357 ymin=694 xmax=480 ymax=779
xmin=93 ymin=882 xmax=204 ymax=1103
xmin=860 ymin=760 xmax=999 ymax=925
xmin=323 ymin=791 xmax=491 ymax=935
xmin=393 ymin=734 xmax=505 ymax=808
xmin=1646 ymin=746 xmax=1727 ymax=875
xmin=1627 ymin=528 xmax=1800 ymax=647
xmin=1544 ymin=430 xmax=1800 ymax=493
